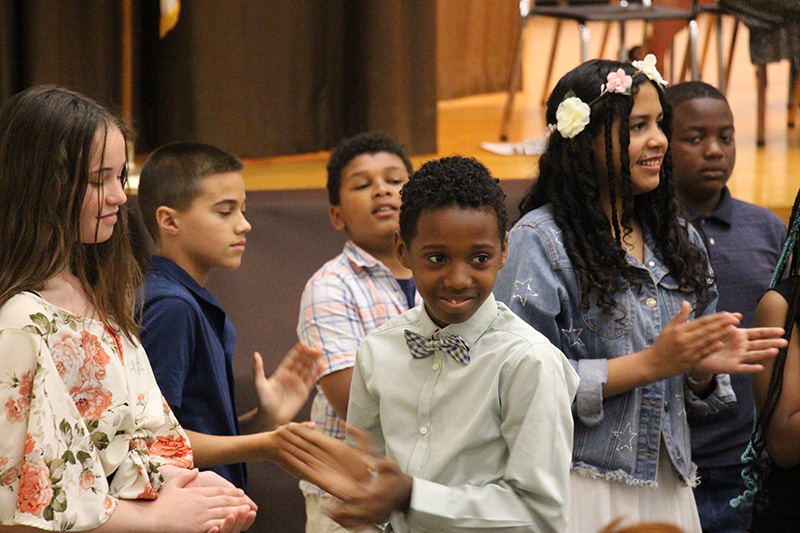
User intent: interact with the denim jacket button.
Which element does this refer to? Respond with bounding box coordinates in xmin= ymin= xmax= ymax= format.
xmin=645 ymin=297 xmax=657 ymax=308
xmin=664 ymin=401 xmax=670 ymax=412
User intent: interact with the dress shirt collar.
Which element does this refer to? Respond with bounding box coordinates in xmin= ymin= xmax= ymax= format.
xmin=412 ymin=293 xmax=499 ymax=356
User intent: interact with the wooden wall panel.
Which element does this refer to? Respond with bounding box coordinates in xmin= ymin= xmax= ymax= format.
xmin=436 ymin=0 xmax=520 ymax=99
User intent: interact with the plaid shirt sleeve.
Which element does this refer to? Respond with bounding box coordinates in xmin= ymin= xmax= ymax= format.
xmin=298 ymin=274 xmax=366 ymax=381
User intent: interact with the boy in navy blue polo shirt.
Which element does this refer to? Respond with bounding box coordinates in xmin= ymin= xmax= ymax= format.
xmin=667 ymin=81 xmax=786 ymax=531
xmin=137 ymin=142 xmax=321 ymax=490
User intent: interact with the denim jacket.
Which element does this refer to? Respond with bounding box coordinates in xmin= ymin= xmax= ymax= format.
xmin=494 ymin=205 xmax=735 ymax=487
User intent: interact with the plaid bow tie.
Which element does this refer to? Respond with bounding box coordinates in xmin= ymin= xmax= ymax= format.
xmin=404 ymin=330 xmax=470 ymax=365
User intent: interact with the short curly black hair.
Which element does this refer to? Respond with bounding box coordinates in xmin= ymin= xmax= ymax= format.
xmin=399 ymin=155 xmax=507 ymax=244
xmin=326 ymin=132 xmax=413 ymax=205
xmin=664 ymin=80 xmax=727 ymax=109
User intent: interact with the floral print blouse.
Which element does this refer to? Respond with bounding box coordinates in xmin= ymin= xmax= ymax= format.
xmin=0 ymin=292 xmax=193 ymax=530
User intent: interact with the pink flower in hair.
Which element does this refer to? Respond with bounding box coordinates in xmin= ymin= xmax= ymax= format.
xmin=606 ymin=69 xmax=632 ymax=94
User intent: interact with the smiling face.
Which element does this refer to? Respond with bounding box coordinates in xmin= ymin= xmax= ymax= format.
xmin=329 ymin=152 xmax=410 ymax=255
xmin=79 ymin=125 xmax=128 ymax=244
xmin=627 ymin=82 xmax=668 ymax=194
xmin=594 ymin=82 xmax=668 ymax=200
xmin=167 ymin=171 xmax=251 ymax=285
xmin=397 ymin=206 xmax=507 ymax=328
xmin=670 ymin=97 xmax=735 ymax=214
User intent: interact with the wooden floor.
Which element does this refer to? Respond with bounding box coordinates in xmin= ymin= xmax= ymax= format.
xmin=197 ymin=16 xmax=800 ymax=219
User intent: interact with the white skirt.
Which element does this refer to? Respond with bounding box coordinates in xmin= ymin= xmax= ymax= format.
xmin=565 ymin=440 xmax=701 ymax=533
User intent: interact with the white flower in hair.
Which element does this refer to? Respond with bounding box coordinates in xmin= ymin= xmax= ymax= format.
xmin=555 ymin=96 xmax=591 ymax=139
xmin=631 ymin=54 xmax=667 ymax=87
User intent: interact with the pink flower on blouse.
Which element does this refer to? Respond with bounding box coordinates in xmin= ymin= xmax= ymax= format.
xmin=17 ymin=458 xmax=53 ymax=517
xmin=24 ymin=434 xmax=35 ymax=456
xmin=137 ymin=482 xmax=158 ymax=500
xmin=4 ymin=371 xmax=33 ymax=424
xmin=0 ymin=456 xmax=19 ymax=487
xmin=606 ymin=69 xmax=633 ymax=93
xmin=79 ymin=471 xmax=96 ymax=490
xmin=149 ymin=435 xmax=194 ymax=469
xmin=70 ymin=382 xmax=113 ymax=421
xmin=80 ymin=331 xmax=111 ymax=382
xmin=1 ymin=465 xmax=18 ymax=486
xmin=50 ymin=330 xmax=87 ymax=386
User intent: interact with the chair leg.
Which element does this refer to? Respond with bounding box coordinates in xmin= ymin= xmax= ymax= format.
xmin=788 ymin=61 xmax=800 ymax=128
xmin=500 ymin=18 xmax=528 ymax=141
xmin=715 ymin=13 xmax=725 ymax=92
xmin=688 ymin=18 xmax=699 ymax=80
xmin=540 ymin=20 xmax=563 ymax=107
xmin=756 ymin=64 xmax=766 ymax=147
xmin=579 ymin=23 xmax=590 ymax=63
xmin=599 ymin=22 xmax=612 ymax=58
xmin=698 ymin=14 xmax=713 ymax=78
xmin=723 ymin=20 xmax=739 ymax=96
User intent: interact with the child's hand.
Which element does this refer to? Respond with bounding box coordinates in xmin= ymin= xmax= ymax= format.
xmin=328 ymin=457 xmax=413 ymax=529
xmin=271 ymin=422 xmax=375 ymax=501
xmin=693 ymin=324 xmax=786 ymax=375
xmin=148 ymin=468 xmax=257 ymax=533
xmin=642 ymin=301 xmax=740 ymax=380
xmin=643 ymin=301 xmax=786 ymax=380
xmin=249 ymin=342 xmax=321 ymax=431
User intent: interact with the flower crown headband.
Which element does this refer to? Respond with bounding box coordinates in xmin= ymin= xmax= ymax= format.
xmin=550 ymin=54 xmax=668 ymax=139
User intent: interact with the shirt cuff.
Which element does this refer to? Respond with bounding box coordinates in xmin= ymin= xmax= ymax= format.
xmin=684 ymin=373 xmax=736 ymax=415
xmin=573 ymin=359 xmax=608 ymax=427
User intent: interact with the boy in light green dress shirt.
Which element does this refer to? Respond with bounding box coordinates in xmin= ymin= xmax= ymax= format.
xmin=277 ymin=155 xmax=579 ymax=532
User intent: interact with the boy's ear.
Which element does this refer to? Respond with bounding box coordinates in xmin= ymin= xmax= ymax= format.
xmin=395 ymin=232 xmax=411 ymax=268
xmin=155 ymin=206 xmax=181 ymax=236
xmin=329 ymin=205 xmax=346 ymax=231
xmin=500 ymin=231 xmax=509 ymax=268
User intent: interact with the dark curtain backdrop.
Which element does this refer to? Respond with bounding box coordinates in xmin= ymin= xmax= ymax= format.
xmin=0 ymin=0 xmax=436 ymax=157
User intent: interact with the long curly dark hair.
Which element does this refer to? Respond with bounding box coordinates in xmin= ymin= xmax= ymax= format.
xmin=738 ymin=188 xmax=800 ymax=524
xmin=518 ymin=59 xmax=712 ymax=312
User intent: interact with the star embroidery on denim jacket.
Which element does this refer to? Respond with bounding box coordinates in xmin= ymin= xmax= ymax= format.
xmin=611 ymin=422 xmax=637 ymax=453
xmin=675 ymin=392 xmax=686 ymax=417
xmin=549 ymin=227 xmax=563 ymax=246
xmin=560 ymin=326 xmax=584 ymax=347
xmin=512 ymin=278 xmax=538 ymax=307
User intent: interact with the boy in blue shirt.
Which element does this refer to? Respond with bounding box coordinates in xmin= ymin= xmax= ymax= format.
xmin=667 ymin=81 xmax=786 ymax=532
xmin=137 ymin=142 xmax=321 ymax=490
xmin=279 ymin=156 xmax=579 ymax=532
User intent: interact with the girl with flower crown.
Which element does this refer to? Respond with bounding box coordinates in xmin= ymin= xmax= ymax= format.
xmin=0 ymin=86 xmax=257 ymax=532
xmin=494 ymin=58 xmax=787 ymax=531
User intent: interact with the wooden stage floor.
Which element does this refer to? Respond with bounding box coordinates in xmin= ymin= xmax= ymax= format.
xmin=145 ymin=16 xmax=800 ymax=220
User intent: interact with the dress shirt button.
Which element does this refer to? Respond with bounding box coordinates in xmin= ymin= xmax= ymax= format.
xmin=419 ymin=427 xmax=428 ymax=435
xmin=709 ymin=237 xmax=716 ymax=246
xmin=648 ymin=261 xmax=655 ymax=267
xmin=432 ymin=363 xmax=440 ymax=371
xmin=645 ymin=297 xmax=657 ymax=308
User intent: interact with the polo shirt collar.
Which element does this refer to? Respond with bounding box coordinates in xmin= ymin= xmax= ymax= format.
xmin=686 ymin=186 xmax=733 ymax=228
xmin=148 ymin=255 xmax=224 ymax=311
